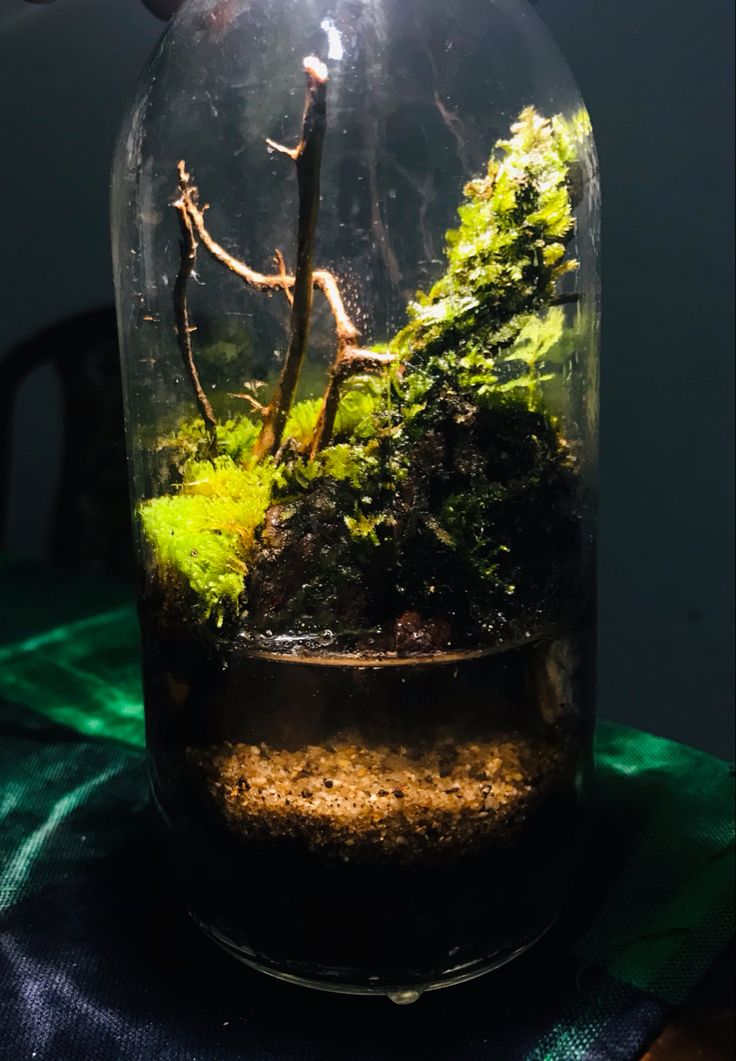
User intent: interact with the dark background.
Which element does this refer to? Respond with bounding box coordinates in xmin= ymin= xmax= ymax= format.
xmin=0 ymin=0 xmax=733 ymax=757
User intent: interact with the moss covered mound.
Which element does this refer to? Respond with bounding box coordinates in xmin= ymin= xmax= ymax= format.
xmin=140 ymin=107 xmax=590 ymax=646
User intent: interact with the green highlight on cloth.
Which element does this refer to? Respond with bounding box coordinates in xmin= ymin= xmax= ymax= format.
xmin=0 ymin=606 xmax=145 ymax=749
xmin=0 ymin=761 xmax=126 ymax=913
xmin=579 ymin=725 xmax=734 ymax=1005
xmin=532 ymin=727 xmax=735 ymax=1060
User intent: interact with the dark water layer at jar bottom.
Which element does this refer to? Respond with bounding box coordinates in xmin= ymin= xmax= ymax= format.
xmin=143 ymin=624 xmax=589 ymax=990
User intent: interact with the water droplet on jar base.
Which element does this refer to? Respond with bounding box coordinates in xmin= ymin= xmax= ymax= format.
xmin=387 ymin=988 xmax=423 ymax=1005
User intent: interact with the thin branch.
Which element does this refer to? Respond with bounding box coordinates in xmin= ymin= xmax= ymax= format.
xmin=178 ymin=163 xmax=289 ymax=295
xmin=338 ymin=350 xmax=395 ymax=373
xmin=266 ymin=138 xmax=300 ymax=161
xmin=274 ymin=249 xmax=293 ymax=305
xmin=255 ymin=56 xmax=329 ymax=459
xmin=177 ymin=169 xmax=362 ymax=366
xmin=550 ymin=292 xmax=582 ymax=307
xmin=309 ymin=348 xmax=394 ymax=458
xmin=173 ymin=59 xmax=396 ymax=463
xmin=229 ymin=392 xmax=268 ymax=415
xmin=312 ymin=269 xmax=359 ymax=345
xmin=172 ymin=170 xmax=217 ymax=444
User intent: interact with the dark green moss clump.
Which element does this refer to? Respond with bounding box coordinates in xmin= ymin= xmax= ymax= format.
xmin=140 ymin=107 xmax=591 ymax=650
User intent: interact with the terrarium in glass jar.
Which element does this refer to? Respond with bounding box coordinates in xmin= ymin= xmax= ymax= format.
xmin=112 ymin=0 xmax=599 ymax=999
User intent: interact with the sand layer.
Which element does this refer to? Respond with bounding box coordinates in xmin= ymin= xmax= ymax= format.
xmin=187 ymin=732 xmax=575 ymax=863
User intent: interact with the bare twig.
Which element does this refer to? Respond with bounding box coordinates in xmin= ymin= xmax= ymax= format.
xmin=228 ymin=392 xmax=268 ymax=415
xmin=255 ymin=56 xmax=329 ymax=458
xmin=178 ymin=177 xmax=360 ymax=350
xmin=338 ymin=350 xmax=395 ymax=373
xmin=274 ymin=249 xmax=294 ymax=305
xmin=265 ymin=138 xmax=300 ymax=161
xmin=550 ymin=292 xmax=582 ymax=307
xmin=309 ymin=349 xmax=394 ymax=457
xmin=179 ymin=168 xmax=369 ymax=337
xmin=177 ymin=163 xmax=289 ymax=295
xmin=312 ymin=269 xmax=359 ymax=346
xmin=172 ymin=168 xmax=217 ymax=445
xmin=174 ymin=60 xmax=396 ymax=463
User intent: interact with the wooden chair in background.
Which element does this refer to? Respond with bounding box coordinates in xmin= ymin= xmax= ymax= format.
xmin=0 ymin=307 xmax=134 ymax=581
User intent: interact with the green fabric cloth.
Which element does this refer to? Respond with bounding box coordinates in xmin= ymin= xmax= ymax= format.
xmin=0 ymin=600 xmax=143 ymax=749
xmin=0 ymin=558 xmax=733 ymax=1060
xmin=579 ymin=727 xmax=734 ymax=1005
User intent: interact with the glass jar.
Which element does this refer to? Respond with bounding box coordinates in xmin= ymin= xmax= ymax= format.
xmin=112 ymin=0 xmax=599 ymax=1000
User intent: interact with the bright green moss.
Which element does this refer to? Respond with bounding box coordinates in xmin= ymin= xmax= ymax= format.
xmin=141 ymin=495 xmax=248 ymax=620
xmin=491 ymin=307 xmax=564 ymax=411
xmin=161 ymin=415 xmax=260 ymax=466
xmin=260 ymin=384 xmax=382 ymax=451
xmin=140 ymin=458 xmax=278 ymax=621
xmin=281 ymin=441 xmax=379 ymax=492
xmin=181 ymin=456 xmax=278 ymax=498
xmin=334 ymin=384 xmax=382 ymax=440
xmin=344 ymin=509 xmax=388 ymax=546
xmin=283 ymin=399 xmax=322 ymax=448
xmin=390 ymin=107 xmax=581 ymax=369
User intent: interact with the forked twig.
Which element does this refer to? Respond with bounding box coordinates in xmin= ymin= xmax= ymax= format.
xmin=178 ymin=172 xmax=360 ymax=348
xmin=274 ymin=249 xmax=294 ymax=305
xmin=309 ymin=349 xmax=393 ymax=457
xmin=173 ymin=58 xmax=395 ymax=459
xmin=254 ymin=56 xmax=328 ymax=458
xmin=172 ymin=173 xmax=217 ymax=445
xmin=229 ymin=392 xmax=268 ymax=415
